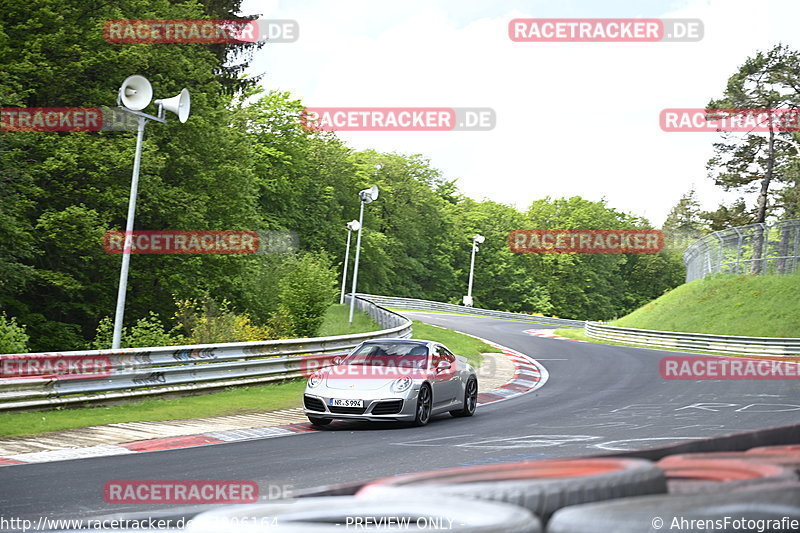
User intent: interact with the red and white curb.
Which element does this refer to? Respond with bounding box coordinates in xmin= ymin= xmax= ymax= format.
xmin=524 ymin=328 xmax=585 ymax=342
xmin=476 ymin=340 xmax=548 ymax=406
xmin=0 ymin=343 xmax=546 ymax=467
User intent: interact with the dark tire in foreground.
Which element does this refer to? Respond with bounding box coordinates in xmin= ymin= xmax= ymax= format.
xmin=656 ymin=455 xmax=798 ymax=494
xmin=187 ymin=495 xmax=542 ymax=533
xmin=451 ymin=376 xmax=478 ymax=417
xmin=547 ymin=485 xmax=800 ymax=533
xmin=358 ymin=458 xmax=666 ymax=521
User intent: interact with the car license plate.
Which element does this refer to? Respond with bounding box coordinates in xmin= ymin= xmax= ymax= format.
xmin=329 ymin=398 xmax=363 ymax=408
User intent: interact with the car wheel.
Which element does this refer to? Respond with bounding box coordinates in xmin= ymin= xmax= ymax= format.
xmin=413 ymin=384 xmax=432 ymax=426
xmin=451 ymin=376 xmax=478 ymax=417
xmin=308 ymin=417 xmax=332 ymax=426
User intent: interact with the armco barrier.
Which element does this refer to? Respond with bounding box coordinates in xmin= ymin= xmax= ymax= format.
xmin=585 ymin=322 xmax=800 ymax=357
xmin=0 ymin=295 xmax=411 ymax=410
xmin=357 ymin=294 xmax=586 ymax=328
xmin=359 ymin=294 xmax=800 ymax=357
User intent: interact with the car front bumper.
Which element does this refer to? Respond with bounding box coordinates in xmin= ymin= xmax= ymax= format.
xmin=303 ymin=389 xmax=419 ymax=422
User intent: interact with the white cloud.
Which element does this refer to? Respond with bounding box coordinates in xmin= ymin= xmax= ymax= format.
xmin=241 ymin=0 xmax=800 ymax=225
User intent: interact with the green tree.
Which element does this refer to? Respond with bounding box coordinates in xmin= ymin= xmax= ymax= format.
xmin=1 ymin=0 xmax=265 ymax=349
xmin=701 ymin=198 xmax=753 ymax=232
xmin=706 ymin=44 xmax=800 ymax=272
xmin=276 ymin=254 xmax=338 ymax=338
xmin=706 ymin=44 xmax=800 ymax=224
xmin=662 ymin=188 xmax=708 ymax=252
xmin=0 ymin=314 xmax=30 ymax=354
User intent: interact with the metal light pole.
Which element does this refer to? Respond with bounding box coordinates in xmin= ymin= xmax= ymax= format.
xmin=349 ymin=185 xmax=379 ymax=323
xmin=111 ymin=75 xmax=190 ymax=349
xmin=112 ymin=115 xmax=146 ymax=349
xmin=339 ymin=220 xmax=361 ymax=304
xmin=464 ymin=234 xmax=485 ymax=307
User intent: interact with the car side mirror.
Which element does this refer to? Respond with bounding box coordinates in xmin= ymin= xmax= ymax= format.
xmin=436 ymin=360 xmax=452 ymax=372
xmin=332 ymin=356 xmax=343 ymax=366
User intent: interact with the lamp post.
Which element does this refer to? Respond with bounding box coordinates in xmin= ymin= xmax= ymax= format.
xmin=339 ymin=220 xmax=361 ymax=304
xmin=349 ymin=184 xmax=379 ymax=323
xmin=111 ymin=75 xmax=190 ymax=349
xmin=464 ymin=234 xmax=485 ymax=307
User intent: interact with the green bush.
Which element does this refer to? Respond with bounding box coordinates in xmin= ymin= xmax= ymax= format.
xmin=0 ymin=313 xmax=30 ymax=354
xmin=275 ymin=253 xmax=338 ymax=337
xmin=173 ymin=296 xmax=275 ymax=344
xmin=88 ymin=312 xmax=184 ymax=350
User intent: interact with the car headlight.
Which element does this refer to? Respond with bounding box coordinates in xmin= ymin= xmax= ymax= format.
xmin=391 ymin=376 xmax=413 ymax=393
xmin=308 ymin=373 xmax=322 ymax=388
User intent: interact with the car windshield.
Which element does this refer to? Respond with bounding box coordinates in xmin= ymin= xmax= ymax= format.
xmin=343 ymin=342 xmax=430 ymax=368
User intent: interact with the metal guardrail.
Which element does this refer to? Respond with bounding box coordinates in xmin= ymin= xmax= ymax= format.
xmin=360 ymin=294 xmax=799 ymax=358
xmin=0 ymin=295 xmax=411 ymax=410
xmin=357 ymin=294 xmax=586 ymax=328
xmin=585 ymin=322 xmax=800 ymax=357
xmin=4 ymin=291 xmax=796 ymax=411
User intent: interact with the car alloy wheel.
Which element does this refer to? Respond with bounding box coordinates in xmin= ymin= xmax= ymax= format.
xmin=451 ymin=376 xmax=477 ymax=417
xmin=414 ymin=384 xmax=432 ymax=426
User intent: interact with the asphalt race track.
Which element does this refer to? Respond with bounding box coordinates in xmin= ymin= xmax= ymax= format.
xmin=2 ymin=311 xmax=798 ymax=521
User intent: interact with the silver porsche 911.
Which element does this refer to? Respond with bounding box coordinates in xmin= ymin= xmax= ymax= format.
xmin=303 ymin=338 xmax=478 ymax=427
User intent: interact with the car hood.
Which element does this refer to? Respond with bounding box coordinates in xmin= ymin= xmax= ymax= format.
xmin=321 ymin=365 xmax=425 ymax=391
xmin=324 ymin=377 xmax=395 ymax=391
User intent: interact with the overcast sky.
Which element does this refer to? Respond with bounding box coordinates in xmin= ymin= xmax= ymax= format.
xmin=239 ymin=0 xmax=800 ymax=226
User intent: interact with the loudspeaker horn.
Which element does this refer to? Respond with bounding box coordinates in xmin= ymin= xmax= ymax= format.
xmin=118 ymin=75 xmax=153 ymax=111
xmin=359 ymin=184 xmax=379 ymax=203
xmin=155 ymin=88 xmax=191 ymax=123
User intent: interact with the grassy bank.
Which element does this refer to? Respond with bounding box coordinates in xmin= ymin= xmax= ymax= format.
xmin=554 ymin=272 xmax=800 ymax=351
xmin=610 ymin=272 xmax=800 ymax=337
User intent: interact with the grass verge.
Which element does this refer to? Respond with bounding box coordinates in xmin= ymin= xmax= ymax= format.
xmin=0 ymin=380 xmax=305 ymax=438
xmin=552 ymin=327 xmax=796 ymax=360
xmin=411 ymin=320 xmax=499 ymax=368
xmin=390 ymin=307 xmax=568 ymax=327
xmin=550 ymin=327 xmax=715 ymax=354
xmin=317 ymin=304 xmax=381 ymax=336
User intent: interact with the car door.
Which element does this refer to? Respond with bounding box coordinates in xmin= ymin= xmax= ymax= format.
xmin=430 ymin=344 xmax=459 ymax=406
